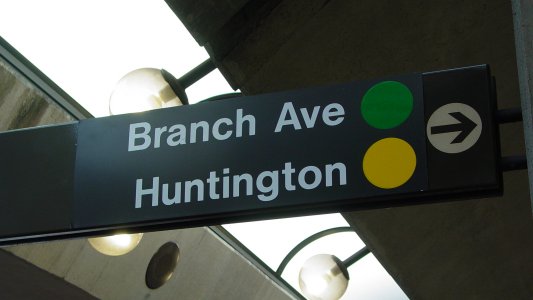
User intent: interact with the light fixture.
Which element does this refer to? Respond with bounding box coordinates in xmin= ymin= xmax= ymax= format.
xmin=298 ymin=246 xmax=371 ymax=300
xmin=98 ymin=68 xmax=184 ymax=255
xmin=276 ymin=227 xmax=370 ymax=300
xmin=298 ymin=254 xmax=349 ymax=300
xmin=145 ymin=242 xmax=180 ymax=289
xmin=88 ymin=233 xmax=143 ymax=256
xmin=92 ymin=60 xmax=217 ymax=255
xmin=108 ymin=68 xmax=187 ymax=115
xmin=108 ymin=59 xmax=217 ymax=115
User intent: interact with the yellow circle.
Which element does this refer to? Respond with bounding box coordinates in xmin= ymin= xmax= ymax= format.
xmin=363 ymin=138 xmax=416 ymax=189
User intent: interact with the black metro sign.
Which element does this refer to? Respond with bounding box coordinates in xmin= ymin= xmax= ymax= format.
xmin=0 ymin=65 xmax=502 ymax=244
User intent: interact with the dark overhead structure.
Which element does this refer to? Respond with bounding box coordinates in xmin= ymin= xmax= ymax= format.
xmin=166 ymin=0 xmax=533 ymax=298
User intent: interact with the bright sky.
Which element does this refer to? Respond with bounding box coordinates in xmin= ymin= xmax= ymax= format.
xmin=0 ymin=0 xmax=231 ymax=115
xmin=0 ymin=1 xmax=407 ymax=299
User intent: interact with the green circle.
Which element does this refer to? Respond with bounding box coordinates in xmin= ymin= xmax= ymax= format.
xmin=361 ymin=81 xmax=413 ymax=129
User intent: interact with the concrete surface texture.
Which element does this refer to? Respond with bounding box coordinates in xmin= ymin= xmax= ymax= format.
xmin=0 ymin=55 xmax=295 ymax=300
xmin=513 ymin=0 xmax=533 ymax=210
xmin=167 ymin=0 xmax=533 ymax=298
xmin=6 ymin=228 xmax=294 ymax=300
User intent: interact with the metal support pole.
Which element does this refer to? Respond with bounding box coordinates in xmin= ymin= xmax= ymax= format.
xmin=343 ymin=246 xmax=370 ymax=267
xmin=178 ymin=59 xmax=216 ymax=89
xmin=496 ymin=108 xmax=523 ymax=124
xmin=501 ymin=156 xmax=528 ymax=172
xmin=161 ymin=59 xmax=217 ymax=105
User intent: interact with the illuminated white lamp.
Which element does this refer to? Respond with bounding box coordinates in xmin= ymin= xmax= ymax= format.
xmin=94 ymin=67 xmax=193 ymax=255
xmin=93 ymin=69 xmax=186 ymax=256
xmin=88 ymin=233 xmax=144 ymax=256
xmin=299 ymin=254 xmax=349 ymax=300
xmin=108 ymin=68 xmax=186 ymax=115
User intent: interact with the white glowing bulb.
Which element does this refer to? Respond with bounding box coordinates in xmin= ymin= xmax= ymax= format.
xmin=88 ymin=233 xmax=143 ymax=256
xmin=108 ymin=68 xmax=183 ymax=115
xmin=299 ymin=254 xmax=349 ymax=300
xmin=109 ymin=234 xmax=133 ymax=247
xmin=303 ymin=272 xmax=331 ymax=296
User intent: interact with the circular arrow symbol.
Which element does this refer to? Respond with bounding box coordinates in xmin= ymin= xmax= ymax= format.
xmin=426 ymin=103 xmax=482 ymax=153
xmin=430 ymin=111 xmax=477 ymax=144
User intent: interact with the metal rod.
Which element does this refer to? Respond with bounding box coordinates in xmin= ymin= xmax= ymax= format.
xmin=501 ymin=155 xmax=527 ymax=171
xmin=343 ymin=246 xmax=370 ymax=267
xmin=161 ymin=69 xmax=189 ymax=105
xmin=276 ymin=226 xmax=354 ymax=275
xmin=496 ymin=108 xmax=523 ymax=124
xmin=177 ymin=59 xmax=216 ymax=89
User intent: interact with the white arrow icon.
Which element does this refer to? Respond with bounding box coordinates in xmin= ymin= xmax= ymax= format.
xmin=426 ymin=103 xmax=482 ymax=153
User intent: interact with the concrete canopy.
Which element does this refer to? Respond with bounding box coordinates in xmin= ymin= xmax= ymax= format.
xmin=166 ymin=0 xmax=533 ymax=298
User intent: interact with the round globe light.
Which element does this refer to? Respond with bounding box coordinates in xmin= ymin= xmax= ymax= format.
xmin=108 ymin=68 xmax=185 ymax=115
xmin=298 ymin=254 xmax=349 ymax=300
xmin=88 ymin=233 xmax=143 ymax=256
